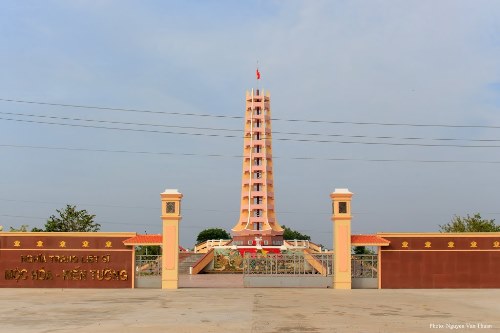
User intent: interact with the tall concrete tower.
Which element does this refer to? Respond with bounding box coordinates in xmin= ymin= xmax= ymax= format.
xmin=231 ymin=88 xmax=284 ymax=246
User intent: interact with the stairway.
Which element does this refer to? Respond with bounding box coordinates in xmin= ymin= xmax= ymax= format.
xmin=178 ymin=253 xmax=205 ymax=274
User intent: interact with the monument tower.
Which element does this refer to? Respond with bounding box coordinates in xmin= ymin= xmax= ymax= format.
xmin=231 ymin=69 xmax=284 ymax=246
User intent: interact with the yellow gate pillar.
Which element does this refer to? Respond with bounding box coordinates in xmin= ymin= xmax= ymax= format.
xmin=160 ymin=189 xmax=183 ymax=289
xmin=330 ymin=188 xmax=353 ymax=289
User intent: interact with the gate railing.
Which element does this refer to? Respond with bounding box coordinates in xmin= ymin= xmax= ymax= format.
xmin=351 ymin=254 xmax=378 ymax=278
xmin=136 ymin=255 xmax=162 ymax=277
xmin=243 ymin=253 xmax=333 ymax=276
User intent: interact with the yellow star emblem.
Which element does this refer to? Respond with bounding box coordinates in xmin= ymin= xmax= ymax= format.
xmin=36 ymin=240 xmax=44 ymax=247
xmin=105 ymin=241 xmax=112 ymax=248
xmin=82 ymin=241 xmax=89 ymax=248
xmin=13 ymin=240 xmax=21 ymax=247
xmin=59 ymin=240 xmax=66 ymax=248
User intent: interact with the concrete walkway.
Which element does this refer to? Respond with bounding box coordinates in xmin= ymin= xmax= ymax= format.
xmin=179 ymin=273 xmax=243 ymax=288
xmin=0 ymin=288 xmax=499 ymax=333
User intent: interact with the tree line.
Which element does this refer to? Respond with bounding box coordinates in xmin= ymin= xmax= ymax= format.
xmin=6 ymin=206 xmax=500 ymax=239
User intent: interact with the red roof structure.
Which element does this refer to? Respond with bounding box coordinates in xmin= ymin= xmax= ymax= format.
xmin=122 ymin=234 xmax=187 ymax=251
xmin=351 ymin=234 xmax=390 ymax=246
xmin=123 ymin=234 xmax=162 ymax=245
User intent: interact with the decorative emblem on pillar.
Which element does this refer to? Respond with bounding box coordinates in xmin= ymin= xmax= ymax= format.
xmin=401 ymin=241 xmax=409 ymax=248
xmin=470 ymin=241 xmax=478 ymax=248
xmin=447 ymin=241 xmax=455 ymax=248
xmin=424 ymin=241 xmax=432 ymax=248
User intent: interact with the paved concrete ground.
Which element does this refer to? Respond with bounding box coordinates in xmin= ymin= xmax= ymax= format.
xmin=0 ymin=287 xmax=499 ymax=333
xmin=180 ymin=273 xmax=244 ymax=288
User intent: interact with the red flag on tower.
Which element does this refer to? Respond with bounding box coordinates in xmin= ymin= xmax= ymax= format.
xmin=256 ymin=69 xmax=261 ymax=80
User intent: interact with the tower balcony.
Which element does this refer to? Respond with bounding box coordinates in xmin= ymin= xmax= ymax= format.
xmin=250 ymin=178 xmax=265 ymax=184
xmin=245 ymin=127 xmax=264 ymax=134
xmin=249 ymin=203 xmax=265 ymax=210
xmin=242 ymin=152 xmax=272 ymax=159
xmin=249 ymin=191 xmax=265 ymax=197
xmin=251 ymin=152 xmax=266 ymax=159
xmin=241 ymin=178 xmax=265 ymax=185
xmin=249 ymin=114 xmax=265 ymax=121
xmin=253 ymin=165 xmax=272 ymax=172
xmin=243 ymin=165 xmax=272 ymax=173
xmin=243 ymin=203 xmax=275 ymax=211
xmin=241 ymin=190 xmax=256 ymax=200
xmin=251 ymin=139 xmax=264 ymax=146
xmin=248 ymin=217 xmax=266 ymax=223
xmin=247 ymin=191 xmax=273 ymax=198
xmin=246 ymin=96 xmax=263 ymax=102
xmin=245 ymin=140 xmax=271 ymax=148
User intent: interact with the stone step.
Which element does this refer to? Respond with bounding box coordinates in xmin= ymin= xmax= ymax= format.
xmin=179 ymin=253 xmax=206 ymax=274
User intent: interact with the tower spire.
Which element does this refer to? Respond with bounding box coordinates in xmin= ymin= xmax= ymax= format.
xmin=231 ymin=84 xmax=284 ymax=246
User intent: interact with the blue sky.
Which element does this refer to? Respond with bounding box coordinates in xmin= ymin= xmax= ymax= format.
xmin=1 ymin=1 xmax=500 ymax=248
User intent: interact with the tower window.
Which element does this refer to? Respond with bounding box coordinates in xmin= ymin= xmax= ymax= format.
xmin=254 ymin=222 xmax=262 ymax=230
xmin=166 ymin=202 xmax=176 ymax=214
xmin=339 ymin=202 xmax=347 ymax=214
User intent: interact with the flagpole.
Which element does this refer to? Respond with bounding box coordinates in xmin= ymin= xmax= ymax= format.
xmin=256 ymin=60 xmax=260 ymax=94
xmin=257 ymin=60 xmax=258 ymax=91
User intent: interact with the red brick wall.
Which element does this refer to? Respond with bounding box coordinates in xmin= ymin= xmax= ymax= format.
xmin=380 ymin=235 xmax=500 ymax=288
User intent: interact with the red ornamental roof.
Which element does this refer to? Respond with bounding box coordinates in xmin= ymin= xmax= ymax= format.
xmin=122 ymin=234 xmax=187 ymax=251
xmin=351 ymin=234 xmax=390 ymax=246
xmin=123 ymin=234 xmax=163 ymax=245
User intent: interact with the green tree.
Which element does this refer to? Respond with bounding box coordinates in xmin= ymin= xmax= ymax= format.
xmin=44 ymin=205 xmax=100 ymax=232
xmin=8 ymin=225 xmax=46 ymax=232
xmin=196 ymin=228 xmax=230 ymax=244
xmin=9 ymin=224 xmax=29 ymax=232
xmin=135 ymin=245 xmax=162 ymax=256
xmin=282 ymin=225 xmax=311 ymax=240
xmin=439 ymin=213 xmax=500 ymax=232
xmin=353 ymin=246 xmax=375 ymax=255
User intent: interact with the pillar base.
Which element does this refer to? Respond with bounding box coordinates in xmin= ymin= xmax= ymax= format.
xmin=333 ymin=281 xmax=352 ymax=289
xmin=162 ymin=279 xmax=178 ymax=289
